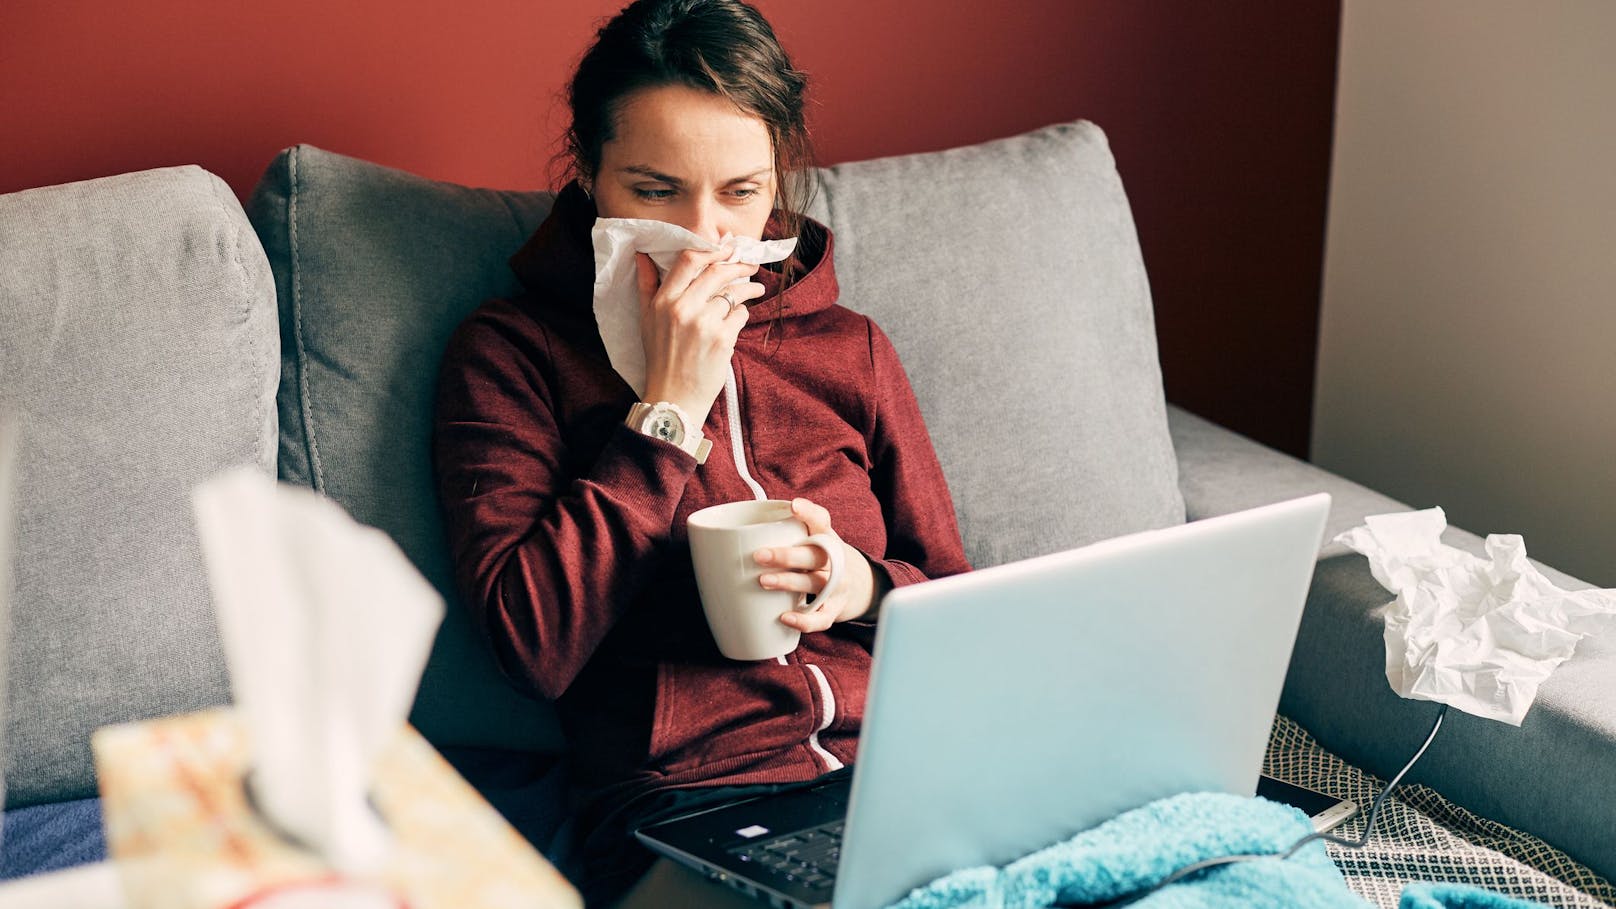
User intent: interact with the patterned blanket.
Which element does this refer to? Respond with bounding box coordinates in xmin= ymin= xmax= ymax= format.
xmin=1265 ymin=715 xmax=1614 ymax=909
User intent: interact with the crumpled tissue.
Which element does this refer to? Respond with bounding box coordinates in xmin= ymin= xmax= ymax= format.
xmin=192 ymin=467 xmax=444 ymax=872
xmin=1336 ymin=507 xmax=1616 ymax=725
xmin=591 ymin=217 xmax=796 ymax=397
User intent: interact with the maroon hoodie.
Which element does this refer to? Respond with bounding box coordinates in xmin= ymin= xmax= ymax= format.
xmin=432 ymin=181 xmax=971 ymax=877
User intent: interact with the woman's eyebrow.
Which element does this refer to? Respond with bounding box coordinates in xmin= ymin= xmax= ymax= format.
xmin=620 ymin=165 xmax=771 ymax=185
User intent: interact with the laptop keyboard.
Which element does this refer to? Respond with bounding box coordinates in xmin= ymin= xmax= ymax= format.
xmin=729 ymin=819 xmax=845 ymax=890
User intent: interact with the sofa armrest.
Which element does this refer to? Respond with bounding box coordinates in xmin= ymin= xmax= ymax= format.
xmin=1168 ymin=405 xmax=1616 ymax=883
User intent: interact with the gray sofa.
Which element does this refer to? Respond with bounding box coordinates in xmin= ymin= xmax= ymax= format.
xmin=1 ymin=120 xmax=1611 ymax=895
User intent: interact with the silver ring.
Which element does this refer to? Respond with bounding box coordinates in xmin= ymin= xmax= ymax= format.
xmin=714 ymin=290 xmax=739 ymax=312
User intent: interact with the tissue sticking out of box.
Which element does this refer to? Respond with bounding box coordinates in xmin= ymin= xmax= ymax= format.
xmin=1336 ymin=507 xmax=1616 ymax=726
xmin=192 ymin=467 xmax=445 ymax=873
xmin=591 ymin=217 xmax=797 ymax=397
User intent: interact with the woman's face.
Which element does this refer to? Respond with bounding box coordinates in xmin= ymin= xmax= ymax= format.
xmin=591 ymin=83 xmax=776 ymax=244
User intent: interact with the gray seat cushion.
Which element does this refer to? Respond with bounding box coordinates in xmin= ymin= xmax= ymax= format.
xmin=0 ymin=166 xmax=278 ymax=806
xmin=1169 ymin=404 xmax=1616 ymax=884
xmin=245 ymin=120 xmax=1184 ymax=752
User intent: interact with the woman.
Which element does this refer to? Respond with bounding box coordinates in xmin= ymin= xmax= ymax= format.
xmin=432 ymin=0 xmax=971 ymax=903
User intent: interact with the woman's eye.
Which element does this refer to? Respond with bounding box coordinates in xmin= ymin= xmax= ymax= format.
xmin=629 ymin=187 xmax=760 ymax=202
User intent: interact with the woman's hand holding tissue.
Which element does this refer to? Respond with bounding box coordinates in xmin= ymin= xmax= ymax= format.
xmin=753 ymin=497 xmax=882 ymax=632
xmin=635 ymin=247 xmax=764 ymax=424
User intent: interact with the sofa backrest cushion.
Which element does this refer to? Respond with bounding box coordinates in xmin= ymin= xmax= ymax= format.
xmin=247 ymin=120 xmax=1183 ymax=754
xmin=246 ymin=148 xmax=565 ymax=752
xmin=802 ymin=121 xmax=1185 ymax=567
xmin=0 ymin=166 xmax=278 ymax=806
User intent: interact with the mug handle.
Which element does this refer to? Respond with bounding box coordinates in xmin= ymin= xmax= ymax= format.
xmin=793 ymin=533 xmax=846 ymax=612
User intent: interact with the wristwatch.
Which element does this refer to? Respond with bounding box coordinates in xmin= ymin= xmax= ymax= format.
xmin=625 ymin=401 xmax=712 ymax=464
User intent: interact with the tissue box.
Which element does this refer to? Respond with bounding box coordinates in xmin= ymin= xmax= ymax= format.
xmin=92 ymin=708 xmax=581 ymax=909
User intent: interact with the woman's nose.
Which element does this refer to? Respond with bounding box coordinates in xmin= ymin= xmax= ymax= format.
xmin=685 ymin=199 xmax=727 ymax=246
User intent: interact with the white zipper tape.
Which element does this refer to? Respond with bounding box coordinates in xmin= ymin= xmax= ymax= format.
xmin=804 ymin=663 xmax=845 ymax=772
xmin=725 ymin=363 xmax=767 ymax=501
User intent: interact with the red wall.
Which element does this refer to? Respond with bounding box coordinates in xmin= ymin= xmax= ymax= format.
xmin=3 ymin=0 xmax=1340 ymax=458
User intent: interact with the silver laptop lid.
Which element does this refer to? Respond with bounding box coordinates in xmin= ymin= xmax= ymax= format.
xmin=833 ymin=493 xmax=1330 ymax=909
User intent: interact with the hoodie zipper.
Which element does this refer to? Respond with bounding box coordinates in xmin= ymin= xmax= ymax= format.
xmin=724 ymin=363 xmax=767 ymax=501
xmin=804 ymin=664 xmax=845 ymax=771
xmin=722 ymin=361 xmax=842 ymax=771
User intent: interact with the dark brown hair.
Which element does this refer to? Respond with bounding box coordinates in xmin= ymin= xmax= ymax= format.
xmin=557 ymin=0 xmax=819 ymax=319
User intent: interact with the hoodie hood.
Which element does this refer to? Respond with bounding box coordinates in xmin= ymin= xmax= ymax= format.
xmin=507 ymin=180 xmax=841 ymax=327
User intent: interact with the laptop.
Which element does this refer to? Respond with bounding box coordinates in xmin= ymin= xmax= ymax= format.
xmin=636 ymin=493 xmax=1331 ymax=909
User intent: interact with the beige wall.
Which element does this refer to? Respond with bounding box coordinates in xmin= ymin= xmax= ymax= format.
xmin=1314 ymin=1 xmax=1616 ymax=586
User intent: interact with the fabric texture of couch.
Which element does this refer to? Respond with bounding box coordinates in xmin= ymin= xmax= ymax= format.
xmin=1 ymin=119 xmax=1612 ymax=899
xmin=0 ymin=167 xmax=278 ymax=807
xmin=1168 ymin=407 xmax=1616 ymax=882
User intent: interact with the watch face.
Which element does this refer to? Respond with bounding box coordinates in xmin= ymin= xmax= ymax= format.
xmin=649 ymin=412 xmax=684 ymax=445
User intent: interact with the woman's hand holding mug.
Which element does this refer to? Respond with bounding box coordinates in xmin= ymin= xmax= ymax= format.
xmin=688 ymin=498 xmax=879 ymax=661
xmin=635 ymin=248 xmax=765 ymax=426
xmin=753 ymin=498 xmax=878 ymax=633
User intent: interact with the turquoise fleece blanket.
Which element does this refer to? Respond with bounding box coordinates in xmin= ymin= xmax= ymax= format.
xmin=884 ymin=793 xmax=1547 ymax=909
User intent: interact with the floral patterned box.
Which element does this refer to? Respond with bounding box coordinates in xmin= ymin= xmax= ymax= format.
xmin=92 ymin=708 xmax=580 ymax=909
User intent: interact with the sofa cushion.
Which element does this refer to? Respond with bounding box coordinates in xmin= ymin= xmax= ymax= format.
xmin=1169 ymin=404 xmax=1616 ymax=884
xmin=0 ymin=166 xmax=277 ymax=806
xmin=246 ymin=120 xmax=1183 ymax=753
xmin=246 ymin=147 xmax=564 ymax=752
xmin=803 ymin=120 xmax=1185 ymax=567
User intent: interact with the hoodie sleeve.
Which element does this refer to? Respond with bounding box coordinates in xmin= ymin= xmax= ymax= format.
xmin=861 ymin=318 xmax=974 ymax=590
xmin=432 ymin=305 xmax=698 ymax=701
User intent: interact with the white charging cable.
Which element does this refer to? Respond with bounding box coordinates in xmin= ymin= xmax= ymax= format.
xmin=1277 ymin=705 xmax=1448 ymax=858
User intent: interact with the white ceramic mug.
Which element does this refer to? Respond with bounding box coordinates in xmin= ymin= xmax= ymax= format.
xmin=687 ymin=499 xmax=846 ymax=661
